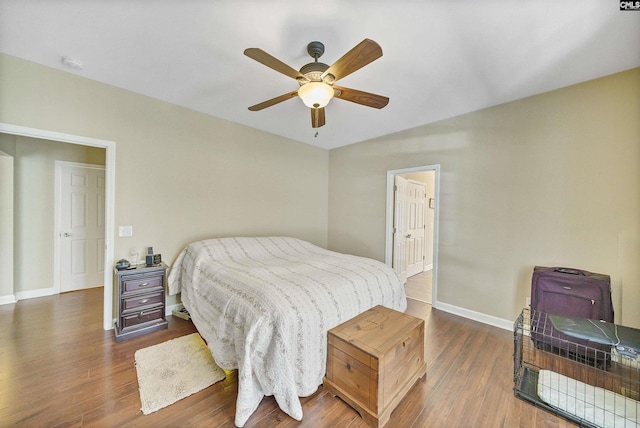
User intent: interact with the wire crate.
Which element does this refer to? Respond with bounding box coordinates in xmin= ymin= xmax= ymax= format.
xmin=514 ymin=308 xmax=640 ymax=427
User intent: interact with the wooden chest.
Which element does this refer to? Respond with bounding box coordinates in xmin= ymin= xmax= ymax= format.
xmin=324 ymin=305 xmax=426 ymax=427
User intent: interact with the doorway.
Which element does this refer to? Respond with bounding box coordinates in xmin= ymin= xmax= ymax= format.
xmin=385 ymin=165 xmax=440 ymax=307
xmin=0 ymin=123 xmax=116 ymax=330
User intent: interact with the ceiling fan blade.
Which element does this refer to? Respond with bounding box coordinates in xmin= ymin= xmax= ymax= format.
xmin=244 ymin=48 xmax=308 ymax=81
xmin=322 ymin=39 xmax=383 ymax=82
xmin=333 ymin=86 xmax=389 ymax=109
xmin=248 ymin=90 xmax=299 ymax=111
xmin=311 ymin=107 xmax=326 ymax=128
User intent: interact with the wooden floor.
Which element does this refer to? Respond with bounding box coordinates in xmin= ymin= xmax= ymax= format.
xmin=405 ymin=271 xmax=432 ymax=304
xmin=0 ymin=288 xmax=576 ymax=427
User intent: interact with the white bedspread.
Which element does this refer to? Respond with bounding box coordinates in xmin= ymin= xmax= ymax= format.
xmin=167 ymin=237 xmax=407 ymax=427
xmin=538 ymin=369 xmax=639 ymax=428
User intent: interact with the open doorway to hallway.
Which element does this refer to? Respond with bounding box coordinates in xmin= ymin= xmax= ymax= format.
xmin=386 ymin=165 xmax=439 ymax=307
xmin=0 ymin=123 xmax=116 ymax=331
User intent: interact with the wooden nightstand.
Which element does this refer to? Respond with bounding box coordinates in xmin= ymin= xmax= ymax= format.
xmin=324 ymin=305 xmax=426 ymax=427
xmin=114 ymin=262 xmax=168 ymax=342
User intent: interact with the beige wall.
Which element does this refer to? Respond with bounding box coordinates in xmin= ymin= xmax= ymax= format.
xmin=0 ymin=53 xmax=329 ymax=308
xmin=0 ymin=135 xmax=105 ymax=294
xmin=329 ymin=68 xmax=640 ymax=327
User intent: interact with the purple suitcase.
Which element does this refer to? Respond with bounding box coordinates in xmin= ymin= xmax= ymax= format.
xmin=530 ymin=266 xmax=613 ymax=367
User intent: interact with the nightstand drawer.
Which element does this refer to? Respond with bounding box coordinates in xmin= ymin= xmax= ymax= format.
xmin=121 ymin=306 xmax=164 ymax=329
xmin=122 ymin=274 xmax=163 ymax=294
xmin=121 ymin=291 xmax=164 ymax=312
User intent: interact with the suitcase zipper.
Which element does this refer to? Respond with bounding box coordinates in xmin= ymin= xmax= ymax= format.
xmin=555 ymin=289 xmax=596 ymax=305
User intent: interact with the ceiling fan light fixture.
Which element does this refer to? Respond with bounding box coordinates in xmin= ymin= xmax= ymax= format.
xmin=298 ymin=81 xmax=334 ymax=108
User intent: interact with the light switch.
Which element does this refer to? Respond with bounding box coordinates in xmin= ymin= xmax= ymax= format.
xmin=119 ymin=226 xmax=133 ymax=237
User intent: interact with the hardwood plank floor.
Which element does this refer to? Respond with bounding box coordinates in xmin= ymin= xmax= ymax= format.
xmin=404 ymin=271 xmax=432 ymax=304
xmin=0 ymin=288 xmax=576 ymax=427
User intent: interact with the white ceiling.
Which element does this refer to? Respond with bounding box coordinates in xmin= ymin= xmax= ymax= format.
xmin=1 ymin=1 xmax=639 ymax=150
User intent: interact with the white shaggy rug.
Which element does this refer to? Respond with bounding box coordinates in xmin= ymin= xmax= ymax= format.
xmin=134 ymin=333 xmax=226 ymax=415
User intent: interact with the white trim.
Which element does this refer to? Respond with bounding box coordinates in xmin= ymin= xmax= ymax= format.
xmin=0 ymin=294 xmax=17 ymax=305
xmin=386 ymin=164 xmax=440 ymax=310
xmin=15 ymin=287 xmax=56 ymax=301
xmin=423 ymin=264 xmax=433 ymax=272
xmin=0 ymin=150 xmax=14 ymax=303
xmin=0 ymin=123 xmax=116 ymax=330
xmin=165 ymin=302 xmax=182 ymax=316
xmin=436 ymin=301 xmax=514 ymax=332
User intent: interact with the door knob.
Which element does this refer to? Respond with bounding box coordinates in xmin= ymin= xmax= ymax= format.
xmin=63 ymin=232 xmax=71 ymax=237
xmin=406 ymin=234 xmax=411 ymax=238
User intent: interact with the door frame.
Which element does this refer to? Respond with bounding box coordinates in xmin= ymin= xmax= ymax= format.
xmin=385 ymin=164 xmax=440 ymax=308
xmin=0 ymin=123 xmax=116 ymax=330
xmin=0 ymin=150 xmax=14 ymax=304
xmin=54 ymin=161 xmax=106 ymax=294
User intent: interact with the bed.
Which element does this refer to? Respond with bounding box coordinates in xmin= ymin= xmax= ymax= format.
xmin=167 ymin=236 xmax=407 ymax=427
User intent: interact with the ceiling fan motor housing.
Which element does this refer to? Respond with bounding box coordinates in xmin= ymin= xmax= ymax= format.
xmin=299 ymin=62 xmax=331 ymax=84
xmin=299 ymin=41 xmax=335 ymax=84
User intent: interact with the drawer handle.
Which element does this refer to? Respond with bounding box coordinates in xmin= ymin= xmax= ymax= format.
xmin=562 ymin=286 xmax=572 ymax=290
xmin=138 ymin=282 xmax=150 ymax=287
xmin=139 ymin=299 xmax=149 ymax=304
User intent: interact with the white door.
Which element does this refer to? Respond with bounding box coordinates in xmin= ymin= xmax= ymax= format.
xmin=393 ymin=175 xmax=408 ymax=284
xmin=406 ymin=180 xmax=426 ymax=277
xmin=59 ymin=163 xmax=105 ymax=292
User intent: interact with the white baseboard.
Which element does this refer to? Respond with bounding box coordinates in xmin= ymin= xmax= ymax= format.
xmin=0 ymin=294 xmax=17 ymax=305
xmin=166 ymin=302 xmax=182 ymax=316
xmin=433 ymin=300 xmax=514 ymax=331
xmin=15 ymin=287 xmax=56 ymax=301
xmin=423 ymin=264 xmax=433 ymax=272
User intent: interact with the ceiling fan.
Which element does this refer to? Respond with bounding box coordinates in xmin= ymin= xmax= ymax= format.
xmin=244 ymin=39 xmax=389 ymax=128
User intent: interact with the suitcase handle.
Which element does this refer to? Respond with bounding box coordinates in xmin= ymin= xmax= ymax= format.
xmin=554 ymin=267 xmax=584 ymax=275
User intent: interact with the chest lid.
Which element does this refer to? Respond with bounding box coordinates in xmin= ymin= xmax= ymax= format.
xmin=329 ymin=305 xmax=423 ymax=359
